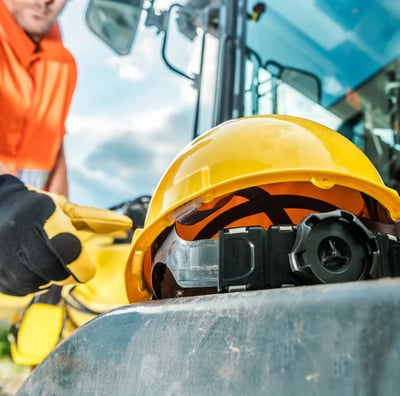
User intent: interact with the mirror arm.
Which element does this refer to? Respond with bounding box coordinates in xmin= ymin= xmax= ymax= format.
xmin=144 ymin=6 xmax=169 ymax=34
xmin=161 ymin=36 xmax=195 ymax=82
xmin=161 ymin=4 xmax=195 ymax=82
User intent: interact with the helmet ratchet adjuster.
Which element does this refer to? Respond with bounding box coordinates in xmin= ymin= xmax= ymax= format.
xmin=218 ymin=210 xmax=399 ymax=292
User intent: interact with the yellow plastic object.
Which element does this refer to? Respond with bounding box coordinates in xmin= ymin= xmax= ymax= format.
xmin=63 ymin=234 xmax=149 ymax=335
xmin=125 ymin=115 xmax=400 ymax=301
xmin=10 ymin=303 xmax=64 ymax=366
xmin=0 ymin=294 xmax=31 ymax=320
xmin=63 ymin=240 xmax=129 ymax=329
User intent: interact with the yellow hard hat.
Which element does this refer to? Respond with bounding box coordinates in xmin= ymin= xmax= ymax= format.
xmin=125 ymin=115 xmax=400 ymax=301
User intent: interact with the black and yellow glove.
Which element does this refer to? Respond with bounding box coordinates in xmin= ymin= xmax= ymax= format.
xmin=0 ymin=175 xmax=133 ymax=296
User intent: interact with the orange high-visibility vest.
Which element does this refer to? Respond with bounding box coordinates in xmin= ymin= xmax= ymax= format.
xmin=0 ymin=1 xmax=77 ymax=187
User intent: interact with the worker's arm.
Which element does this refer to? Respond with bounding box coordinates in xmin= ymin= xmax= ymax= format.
xmin=45 ymin=141 xmax=68 ymax=196
xmin=0 ymin=174 xmax=133 ymax=296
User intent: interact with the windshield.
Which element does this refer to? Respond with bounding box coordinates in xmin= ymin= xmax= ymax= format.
xmin=245 ymin=0 xmax=400 ymax=119
xmin=244 ymin=0 xmax=400 ymax=189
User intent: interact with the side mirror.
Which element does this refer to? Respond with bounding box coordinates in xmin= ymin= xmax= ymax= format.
xmin=85 ymin=0 xmax=144 ymax=55
xmin=280 ymin=67 xmax=321 ymax=104
xmin=265 ymin=60 xmax=322 ymax=104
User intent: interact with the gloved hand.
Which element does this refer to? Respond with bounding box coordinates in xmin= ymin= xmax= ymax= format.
xmin=0 ymin=175 xmax=133 ymax=296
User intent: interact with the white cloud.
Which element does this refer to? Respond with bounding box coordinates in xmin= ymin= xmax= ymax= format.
xmin=66 ymin=105 xmax=185 ymax=138
xmin=65 ymin=102 xmax=195 ymax=207
xmin=107 ymin=56 xmax=146 ymax=81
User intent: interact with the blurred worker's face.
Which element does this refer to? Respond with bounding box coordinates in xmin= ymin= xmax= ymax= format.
xmin=3 ymin=0 xmax=68 ymax=43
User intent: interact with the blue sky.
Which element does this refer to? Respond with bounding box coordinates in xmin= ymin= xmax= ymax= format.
xmin=59 ymin=1 xmax=198 ymax=209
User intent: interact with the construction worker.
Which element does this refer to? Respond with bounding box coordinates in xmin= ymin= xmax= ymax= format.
xmin=0 ymin=0 xmax=141 ymax=368
xmin=124 ymin=115 xmax=400 ymax=301
xmin=0 ymin=0 xmax=136 ymax=298
xmin=0 ymin=0 xmax=75 ymax=195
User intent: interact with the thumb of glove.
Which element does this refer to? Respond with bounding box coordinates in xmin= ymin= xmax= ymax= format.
xmin=43 ymin=192 xmax=133 ymax=234
xmin=40 ymin=194 xmax=133 ymax=285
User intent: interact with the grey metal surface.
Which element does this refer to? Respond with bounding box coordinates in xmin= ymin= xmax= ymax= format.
xmin=18 ymin=279 xmax=400 ymax=395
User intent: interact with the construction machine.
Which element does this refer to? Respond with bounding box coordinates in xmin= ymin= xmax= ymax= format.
xmin=17 ymin=1 xmax=400 ymax=394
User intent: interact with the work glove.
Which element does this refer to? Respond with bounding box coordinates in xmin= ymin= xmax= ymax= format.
xmin=0 ymin=174 xmax=133 ymax=296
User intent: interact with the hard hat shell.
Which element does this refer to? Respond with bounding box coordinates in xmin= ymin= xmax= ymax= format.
xmin=125 ymin=115 xmax=400 ymax=301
